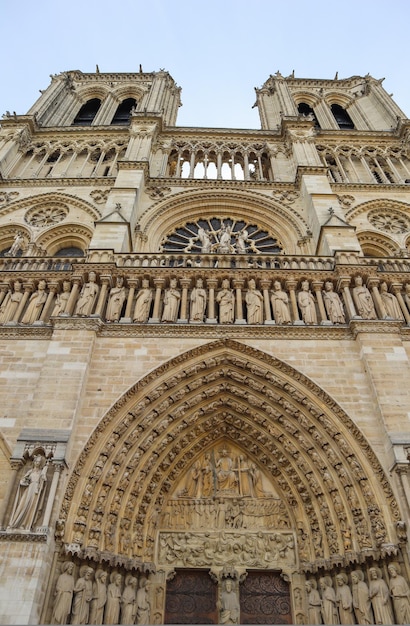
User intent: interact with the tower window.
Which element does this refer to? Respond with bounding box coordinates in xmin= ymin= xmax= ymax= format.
xmin=298 ymin=102 xmax=320 ymax=128
xmin=111 ymin=98 xmax=137 ymax=125
xmin=73 ymin=99 xmax=101 ymax=126
xmin=331 ymin=104 xmax=354 ymax=130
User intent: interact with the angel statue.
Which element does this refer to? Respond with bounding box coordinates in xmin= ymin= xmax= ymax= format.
xmin=198 ymin=227 xmax=212 ymax=253
xmin=235 ymin=230 xmax=248 ymax=253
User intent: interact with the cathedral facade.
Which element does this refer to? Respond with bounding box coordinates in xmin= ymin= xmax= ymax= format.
xmin=0 ymin=68 xmax=410 ymax=625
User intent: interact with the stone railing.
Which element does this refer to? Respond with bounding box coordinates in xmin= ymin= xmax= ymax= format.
xmin=0 ymin=251 xmax=409 ymax=327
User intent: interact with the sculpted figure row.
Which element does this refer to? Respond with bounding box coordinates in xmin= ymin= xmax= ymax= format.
xmin=52 ymin=564 xmax=150 ymax=625
xmin=306 ymin=564 xmax=410 ymax=625
xmin=1 ymin=275 xmax=409 ymax=325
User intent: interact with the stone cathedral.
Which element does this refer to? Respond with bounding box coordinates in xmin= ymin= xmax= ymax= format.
xmin=0 ymin=67 xmax=410 ymax=626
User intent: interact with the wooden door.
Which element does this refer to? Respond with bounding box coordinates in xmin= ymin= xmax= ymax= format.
xmin=164 ymin=569 xmax=218 ymax=624
xmin=240 ymin=570 xmax=292 ymax=624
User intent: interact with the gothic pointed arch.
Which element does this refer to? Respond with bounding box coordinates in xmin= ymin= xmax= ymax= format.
xmin=59 ymin=340 xmax=401 ymax=576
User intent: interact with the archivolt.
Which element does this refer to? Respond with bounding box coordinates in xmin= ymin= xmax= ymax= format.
xmin=60 ymin=340 xmax=400 ymax=572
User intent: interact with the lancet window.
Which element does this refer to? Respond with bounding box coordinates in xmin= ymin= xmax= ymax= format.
xmin=166 ymin=143 xmax=272 ymax=181
xmin=331 ymin=104 xmax=355 ymax=130
xmin=111 ymin=98 xmax=138 ymax=125
xmin=72 ymin=98 xmax=102 ymax=126
xmin=297 ymin=102 xmax=320 ymax=128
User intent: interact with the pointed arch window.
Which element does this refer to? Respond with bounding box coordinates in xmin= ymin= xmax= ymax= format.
xmin=73 ymin=99 xmax=102 ymax=126
xmin=111 ymin=98 xmax=137 ymax=125
xmin=331 ymin=104 xmax=354 ymax=129
xmin=297 ymin=102 xmax=320 ymax=128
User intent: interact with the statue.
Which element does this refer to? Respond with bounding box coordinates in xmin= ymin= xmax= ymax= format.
xmin=298 ymin=280 xmax=317 ymax=324
xmin=190 ymin=278 xmax=207 ymax=322
xmin=245 ymin=279 xmax=263 ymax=323
xmin=121 ymin=575 xmax=138 ymax=624
xmin=0 ymin=280 xmax=23 ymax=323
xmin=133 ymin=279 xmax=153 ymax=322
xmin=75 ymin=272 xmax=99 ymax=316
xmin=216 ymin=448 xmax=238 ymax=494
xmin=351 ymin=569 xmax=373 ymax=625
xmin=198 ymin=227 xmax=212 ymax=253
xmin=9 ymin=454 xmax=48 ymax=530
xmin=89 ymin=569 xmax=108 ymax=625
xmin=106 ymin=276 xmax=126 ymax=322
xmin=352 ymin=276 xmax=377 ymax=319
xmin=323 ymin=281 xmax=345 ymax=324
xmin=235 ymin=230 xmax=248 ymax=253
xmin=51 ymin=281 xmax=71 ymax=316
xmin=71 ymin=565 xmax=94 ymax=624
xmin=271 ymin=280 xmax=291 ymax=324
xmin=219 ymin=579 xmax=240 ymax=624
xmin=379 ymin=282 xmax=404 ymax=320
xmin=136 ymin=577 xmax=150 ymax=624
xmin=51 ymin=562 xmax=75 ymax=625
xmin=217 ymin=223 xmax=232 ymax=253
xmin=6 ymin=231 xmax=24 ymax=257
xmin=105 ymin=572 xmax=122 ymax=624
xmin=388 ymin=563 xmax=410 ymax=624
xmin=161 ymin=278 xmax=181 ymax=322
xmin=305 ymin=579 xmax=322 ymax=624
xmin=335 ymin=573 xmax=354 ymax=624
xmin=319 ymin=576 xmax=339 ymax=624
xmin=201 ymin=453 xmax=214 ymax=497
xmin=21 ymin=280 xmax=47 ymax=324
xmin=216 ymin=279 xmax=235 ymax=323
xmin=368 ymin=567 xmax=394 ymax=625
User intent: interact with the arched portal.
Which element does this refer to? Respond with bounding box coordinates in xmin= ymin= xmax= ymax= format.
xmin=53 ymin=340 xmax=402 ymax=624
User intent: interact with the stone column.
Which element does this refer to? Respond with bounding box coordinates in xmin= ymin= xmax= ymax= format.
xmin=261 ymin=279 xmax=274 ymax=325
xmin=312 ymin=280 xmax=330 ymax=325
xmin=391 ymin=283 xmax=410 ymax=325
xmin=41 ymin=463 xmax=64 ymax=529
xmin=338 ymin=277 xmax=357 ymax=320
xmin=40 ymin=282 xmax=58 ymax=323
xmin=367 ymin=278 xmax=386 ymax=319
xmin=0 ymin=283 xmax=8 ymax=307
xmin=94 ymin=276 xmax=111 ymax=318
xmin=149 ymin=278 xmax=165 ymax=323
xmin=206 ymin=278 xmax=217 ymax=324
xmin=122 ymin=278 xmax=138 ymax=323
xmin=65 ymin=278 xmax=81 ymax=316
xmin=286 ymin=280 xmax=301 ymax=324
xmin=178 ymin=278 xmax=190 ymax=323
xmin=233 ymin=279 xmax=246 ymax=324
xmin=0 ymin=461 xmax=21 ymax=528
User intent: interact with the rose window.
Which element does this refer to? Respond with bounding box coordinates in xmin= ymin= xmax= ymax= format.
xmin=160 ymin=218 xmax=282 ymax=254
xmin=368 ymin=210 xmax=409 ymax=234
xmin=24 ymin=205 xmax=69 ymax=228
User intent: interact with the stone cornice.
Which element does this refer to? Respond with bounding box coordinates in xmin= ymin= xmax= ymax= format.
xmin=0 ymin=177 xmax=114 ymax=188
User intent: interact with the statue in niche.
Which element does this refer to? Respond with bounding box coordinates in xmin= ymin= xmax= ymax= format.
xmin=190 ymin=278 xmax=207 ymax=322
xmin=133 ymin=279 xmax=153 ymax=322
xmin=161 ymin=278 xmax=180 ymax=322
xmin=335 ymin=573 xmax=354 ymax=624
xmin=71 ymin=565 xmax=94 ymax=624
xmin=405 ymin=284 xmax=410 ymax=312
xmin=323 ymin=281 xmax=346 ymax=324
xmin=368 ymin=567 xmax=394 ymax=625
xmin=245 ymin=278 xmax=263 ymax=323
xmin=298 ymin=280 xmax=317 ymax=324
xmin=198 ymin=227 xmax=212 ymax=253
xmin=305 ymin=579 xmax=322 ymax=624
xmin=319 ymin=576 xmax=339 ymax=624
xmin=235 ymin=229 xmax=248 ymax=253
xmin=388 ymin=563 xmax=410 ymax=625
xmin=5 ymin=231 xmax=24 ymax=256
xmin=136 ymin=577 xmax=150 ymax=624
xmin=216 ymin=279 xmax=235 ymax=323
xmin=121 ymin=574 xmax=138 ymax=624
xmin=217 ymin=223 xmax=233 ymax=253
xmin=352 ymin=276 xmax=377 ymax=320
xmin=184 ymin=460 xmax=202 ymax=497
xmin=219 ymin=579 xmax=240 ymax=624
xmin=51 ymin=562 xmax=75 ymax=625
xmin=9 ymin=453 xmax=48 ymax=530
xmin=105 ymin=572 xmax=122 ymax=625
xmin=238 ymin=455 xmax=254 ymax=496
xmin=379 ymin=282 xmax=404 ymax=320
xmin=270 ymin=280 xmax=291 ymax=324
xmin=201 ymin=453 xmax=214 ymax=497
xmin=21 ymin=280 xmax=47 ymax=324
xmin=106 ymin=276 xmax=126 ymax=322
xmin=74 ymin=271 xmax=99 ymax=316
xmin=89 ymin=569 xmax=108 ymax=625
xmin=351 ymin=569 xmax=373 ymax=625
xmin=216 ymin=448 xmax=238 ymax=494
xmin=0 ymin=280 xmax=23 ymax=323
xmin=51 ymin=281 xmax=71 ymax=316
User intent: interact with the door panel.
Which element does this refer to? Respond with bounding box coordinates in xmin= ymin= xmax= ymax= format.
xmin=240 ymin=571 xmax=292 ymax=624
xmin=164 ymin=569 xmax=218 ymax=624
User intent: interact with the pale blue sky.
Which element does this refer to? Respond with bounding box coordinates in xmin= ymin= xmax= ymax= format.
xmin=1 ymin=0 xmax=409 ymax=129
